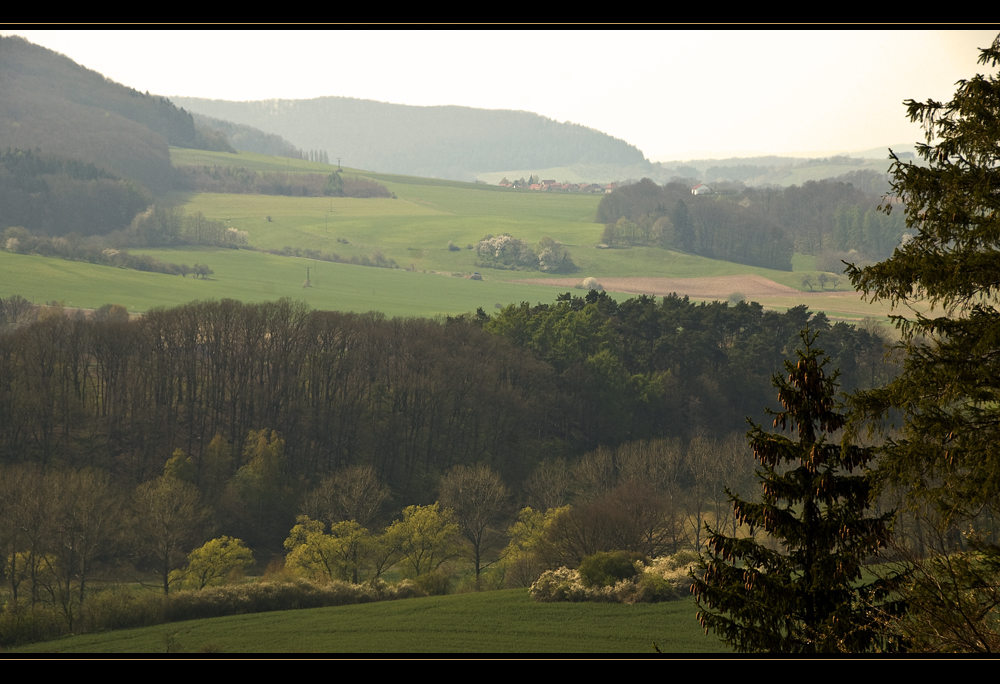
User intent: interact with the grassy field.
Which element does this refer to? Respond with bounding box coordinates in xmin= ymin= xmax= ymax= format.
xmin=0 ymin=147 xmax=905 ymax=320
xmin=0 ymin=250 xmax=598 ymax=319
xmin=10 ymin=590 xmax=728 ymax=655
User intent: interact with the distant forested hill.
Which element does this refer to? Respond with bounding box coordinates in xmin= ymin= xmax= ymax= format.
xmin=0 ymin=35 xmax=229 ymax=196
xmin=0 ymin=36 xmax=240 ymax=238
xmin=170 ymin=96 xmax=649 ymax=181
xmin=190 ymin=112 xmax=307 ymax=159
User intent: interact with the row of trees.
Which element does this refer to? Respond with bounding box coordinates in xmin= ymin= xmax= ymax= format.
xmin=1 ymin=440 xmax=752 ymax=625
xmin=0 ymin=464 xmax=220 ymax=629
xmin=285 ymin=431 xmax=759 ymax=592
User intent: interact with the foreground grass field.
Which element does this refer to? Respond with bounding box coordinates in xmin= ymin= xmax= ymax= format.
xmin=11 ymin=590 xmax=728 ymax=655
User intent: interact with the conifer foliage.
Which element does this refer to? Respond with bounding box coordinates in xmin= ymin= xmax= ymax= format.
xmin=847 ymin=35 xmax=1000 ymax=525
xmin=691 ymin=331 xmax=905 ymax=653
xmin=845 ymin=34 xmax=1000 ymax=653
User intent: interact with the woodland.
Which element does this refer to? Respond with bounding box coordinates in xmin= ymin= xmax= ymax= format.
xmin=596 ymin=175 xmax=906 ymax=271
xmin=0 ymin=290 xmax=899 ymax=646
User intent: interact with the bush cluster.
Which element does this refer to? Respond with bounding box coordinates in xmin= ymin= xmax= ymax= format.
xmin=529 ymin=552 xmax=697 ymax=604
xmin=266 ymin=246 xmax=398 ymax=269
xmin=2 ymin=226 xmax=205 ymax=277
xmin=475 ymin=234 xmax=538 ymax=271
xmin=578 ymin=551 xmax=639 ymax=588
xmin=474 ymin=234 xmax=575 ymax=273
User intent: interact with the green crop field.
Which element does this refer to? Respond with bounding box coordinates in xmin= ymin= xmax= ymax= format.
xmin=10 ymin=590 xmax=728 ymax=655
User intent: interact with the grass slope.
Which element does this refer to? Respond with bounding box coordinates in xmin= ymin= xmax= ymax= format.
xmin=11 ymin=590 xmax=728 ymax=655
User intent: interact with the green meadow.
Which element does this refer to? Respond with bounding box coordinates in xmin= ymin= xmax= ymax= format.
xmin=0 ymin=147 xmax=899 ymax=319
xmin=0 ymin=250 xmax=585 ymax=319
xmin=11 ymin=591 xmax=728 ymax=655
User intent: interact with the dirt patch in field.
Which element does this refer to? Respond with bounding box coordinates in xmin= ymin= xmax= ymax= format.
xmin=512 ymin=275 xmax=801 ymax=299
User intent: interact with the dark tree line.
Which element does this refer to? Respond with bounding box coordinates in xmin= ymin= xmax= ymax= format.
xmin=0 ymin=299 xmax=549 ymax=495
xmin=596 ymin=179 xmax=793 ymax=270
xmin=597 ymin=176 xmax=909 ymax=270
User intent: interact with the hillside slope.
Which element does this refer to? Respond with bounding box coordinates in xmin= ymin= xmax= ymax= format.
xmin=170 ymin=95 xmax=649 ymax=181
xmin=0 ymin=35 xmax=227 ymax=195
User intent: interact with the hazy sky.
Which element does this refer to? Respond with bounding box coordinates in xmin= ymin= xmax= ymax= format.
xmin=6 ymin=29 xmax=998 ymax=161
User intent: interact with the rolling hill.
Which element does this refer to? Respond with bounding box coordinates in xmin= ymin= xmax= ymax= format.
xmin=170 ymin=95 xmax=650 ymax=182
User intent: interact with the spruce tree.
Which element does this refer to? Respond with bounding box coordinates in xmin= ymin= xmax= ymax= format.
xmin=691 ymin=330 xmax=906 ymax=653
xmin=845 ymin=34 xmax=1000 ymax=652
xmin=846 ymin=35 xmax=1000 ymax=526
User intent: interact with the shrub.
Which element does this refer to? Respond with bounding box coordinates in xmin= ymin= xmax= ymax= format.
xmin=643 ymin=552 xmax=699 ymax=595
xmin=160 ymin=578 xmax=421 ymax=622
xmin=79 ymin=586 xmax=164 ymax=633
xmin=633 ymin=573 xmax=678 ymax=603
xmin=414 ymin=569 xmax=453 ymax=596
xmin=2 ymin=577 xmax=433 ymax=647
xmin=530 ymin=567 xmax=589 ymax=602
xmin=529 ymin=552 xmax=696 ymax=604
xmin=448 ymin=241 xmax=461 ymax=251
xmin=0 ymin=601 xmax=64 ymax=646
xmin=578 ymin=551 xmax=639 ymax=588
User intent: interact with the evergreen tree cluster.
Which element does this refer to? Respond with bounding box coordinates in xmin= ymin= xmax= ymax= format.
xmin=692 ymin=332 xmax=906 ymax=654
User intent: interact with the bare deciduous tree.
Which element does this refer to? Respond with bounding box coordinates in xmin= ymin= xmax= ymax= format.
xmin=301 ymin=464 xmax=391 ymax=529
xmin=132 ymin=475 xmax=209 ymax=595
xmin=439 ymin=464 xmax=512 ymax=586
